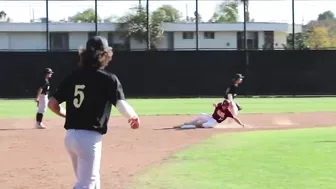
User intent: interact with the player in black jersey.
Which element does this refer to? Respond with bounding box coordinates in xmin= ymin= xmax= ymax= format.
xmin=35 ymin=68 xmax=53 ymax=129
xmin=225 ymin=73 xmax=244 ymax=113
xmin=47 ymin=36 xmax=139 ymax=189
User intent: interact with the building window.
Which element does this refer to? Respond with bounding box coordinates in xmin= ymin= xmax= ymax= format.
xmin=183 ymin=32 xmax=194 ymax=39
xmin=264 ymin=31 xmax=274 ymax=50
xmin=49 ymin=32 xmax=69 ymax=50
xmin=204 ymin=32 xmax=215 ymax=39
xmin=237 ymin=32 xmax=242 ymax=49
xmin=107 ymin=32 xmax=130 ymax=51
xmin=113 ymin=44 xmax=128 ymax=51
xmin=237 ymin=31 xmax=258 ymax=50
xmin=107 ymin=32 xmax=114 ymax=46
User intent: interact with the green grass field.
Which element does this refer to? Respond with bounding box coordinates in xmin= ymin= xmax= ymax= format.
xmin=133 ymin=127 xmax=336 ymax=189
xmin=1 ymin=97 xmax=336 ymax=118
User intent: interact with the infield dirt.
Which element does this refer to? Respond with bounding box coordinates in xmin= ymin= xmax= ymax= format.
xmin=0 ymin=112 xmax=335 ymax=189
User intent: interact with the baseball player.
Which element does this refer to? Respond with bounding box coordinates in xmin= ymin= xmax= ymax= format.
xmin=48 ymin=36 xmax=139 ymax=189
xmin=35 ymin=68 xmax=53 ymax=129
xmin=225 ymin=73 xmax=244 ymax=112
xmin=177 ymin=99 xmax=245 ymax=129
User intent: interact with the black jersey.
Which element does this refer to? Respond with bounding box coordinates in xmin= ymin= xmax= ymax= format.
xmin=52 ymin=68 xmax=125 ymax=135
xmin=225 ymin=83 xmax=238 ymax=99
xmin=39 ymin=78 xmax=50 ymax=95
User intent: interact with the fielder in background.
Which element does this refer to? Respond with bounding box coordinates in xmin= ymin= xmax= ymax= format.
xmin=35 ymin=68 xmax=53 ymax=129
xmin=225 ymin=73 xmax=244 ymax=111
xmin=48 ymin=36 xmax=140 ymax=189
xmin=177 ymin=99 xmax=245 ymax=129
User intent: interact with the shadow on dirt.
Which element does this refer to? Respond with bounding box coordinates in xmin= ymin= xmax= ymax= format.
xmin=0 ymin=128 xmax=33 ymax=131
xmin=153 ymin=127 xmax=183 ymax=131
xmin=153 ymin=126 xmax=214 ymax=131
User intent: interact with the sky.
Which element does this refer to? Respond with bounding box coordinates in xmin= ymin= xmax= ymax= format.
xmin=2 ymin=0 xmax=336 ymax=24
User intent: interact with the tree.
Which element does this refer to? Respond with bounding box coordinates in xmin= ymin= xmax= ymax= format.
xmin=0 ymin=11 xmax=6 ymax=19
xmin=68 ymin=8 xmax=101 ymax=23
xmin=6 ymin=17 xmax=12 ymax=22
xmin=209 ymin=0 xmax=239 ymax=22
xmin=307 ymin=26 xmax=336 ymax=49
xmin=297 ymin=11 xmax=336 ymax=50
xmin=105 ymin=15 xmax=119 ymax=22
xmin=149 ymin=9 xmax=166 ymax=48
xmin=189 ymin=12 xmax=202 ymax=22
xmin=283 ymin=33 xmax=310 ymax=50
xmin=117 ymin=6 xmax=164 ymax=49
xmin=318 ymin=10 xmax=335 ymax=21
xmin=152 ymin=5 xmax=181 ymax=22
xmin=0 ymin=11 xmax=11 ymax=23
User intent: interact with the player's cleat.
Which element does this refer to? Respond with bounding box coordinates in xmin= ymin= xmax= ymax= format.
xmin=35 ymin=122 xmax=46 ymax=129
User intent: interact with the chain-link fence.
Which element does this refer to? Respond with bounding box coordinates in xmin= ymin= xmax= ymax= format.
xmin=1 ymin=0 xmax=335 ymax=51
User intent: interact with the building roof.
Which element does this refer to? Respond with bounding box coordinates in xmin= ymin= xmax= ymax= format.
xmin=0 ymin=22 xmax=302 ymax=33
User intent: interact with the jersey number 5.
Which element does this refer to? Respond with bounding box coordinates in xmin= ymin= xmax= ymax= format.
xmin=73 ymin=85 xmax=85 ymax=108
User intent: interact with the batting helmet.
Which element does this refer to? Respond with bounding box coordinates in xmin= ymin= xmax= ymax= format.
xmin=223 ymin=99 xmax=231 ymax=106
xmin=44 ymin=68 xmax=54 ymax=74
xmin=233 ymin=73 xmax=244 ymax=80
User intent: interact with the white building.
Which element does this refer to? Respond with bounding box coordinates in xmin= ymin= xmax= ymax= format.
xmin=0 ymin=22 xmax=302 ymax=51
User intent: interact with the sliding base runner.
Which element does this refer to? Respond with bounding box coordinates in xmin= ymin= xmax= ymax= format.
xmin=176 ymin=99 xmax=245 ymax=129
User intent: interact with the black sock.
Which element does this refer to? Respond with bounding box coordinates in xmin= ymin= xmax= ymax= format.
xmin=36 ymin=113 xmax=43 ymax=123
xmin=236 ymin=104 xmax=242 ymax=111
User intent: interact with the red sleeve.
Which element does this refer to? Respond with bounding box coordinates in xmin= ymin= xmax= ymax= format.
xmin=224 ymin=109 xmax=233 ymax=118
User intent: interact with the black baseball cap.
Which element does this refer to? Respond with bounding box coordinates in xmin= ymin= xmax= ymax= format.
xmin=234 ymin=73 xmax=244 ymax=79
xmin=86 ymin=36 xmax=112 ymax=52
xmin=45 ymin=68 xmax=54 ymax=74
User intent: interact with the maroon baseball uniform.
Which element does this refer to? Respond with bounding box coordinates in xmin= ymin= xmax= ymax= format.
xmin=212 ymin=103 xmax=233 ymax=123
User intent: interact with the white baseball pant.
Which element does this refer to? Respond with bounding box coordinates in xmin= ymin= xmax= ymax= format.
xmin=183 ymin=113 xmax=218 ymax=128
xmin=37 ymin=94 xmax=48 ymax=114
xmin=225 ymin=101 xmax=238 ymax=124
xmin=229 ymin=101 xmax=239 ymax=116
xmin=64 ymin=129 xmax=102 ymax=189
